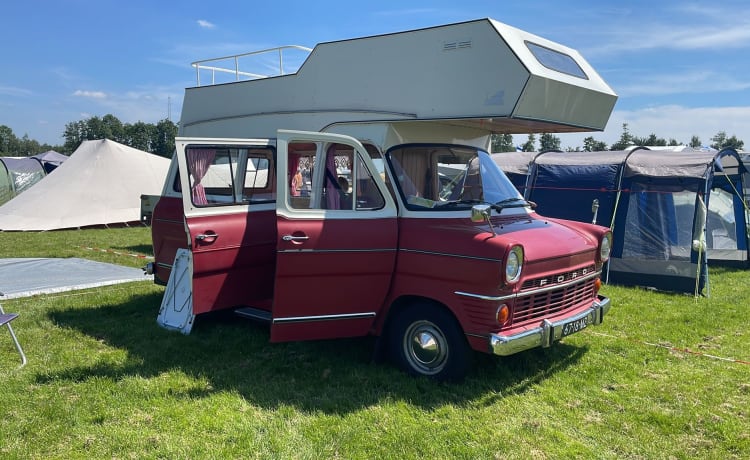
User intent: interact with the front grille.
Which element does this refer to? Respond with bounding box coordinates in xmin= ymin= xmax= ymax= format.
xmin=512 ymin=266 xmax=597 ymax=325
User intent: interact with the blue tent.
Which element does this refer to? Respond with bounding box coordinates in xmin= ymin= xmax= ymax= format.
xmin=493 ymin=147 xmax=749 ymax=296
xmin=31 ymin=150 xmax=69 ymax=173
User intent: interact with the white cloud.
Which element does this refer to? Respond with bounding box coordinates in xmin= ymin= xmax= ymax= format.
xmin=585 ymin=24 xmax=750 ymax=56
xmin=615 ymin=71 xmax=750 ymax=97
xmin=197 ymin=19 xmax=215 ymax=29
xmin=73 ymin=90 xmax=107 ymax=99
xmin=0 ymin=85 xmax=32 ymax=97
xmin=577 ymin=2 xmax=750 ymax=56
xmin=77 ymin=85 xmax=183 ymax=125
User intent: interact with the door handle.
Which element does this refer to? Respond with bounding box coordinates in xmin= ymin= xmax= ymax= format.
xmin=196 ymin=233 xmax=219 ymax=242
xmin=282 ymin=235 xmax=309 ymax=242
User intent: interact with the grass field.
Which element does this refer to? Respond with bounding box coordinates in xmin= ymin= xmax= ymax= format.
xmin=0 ymin=227 xmax=748 ymax=458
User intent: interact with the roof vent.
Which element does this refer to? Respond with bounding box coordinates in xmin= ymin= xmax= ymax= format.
xmin=443 ymin=40 xmax=472 ymax=51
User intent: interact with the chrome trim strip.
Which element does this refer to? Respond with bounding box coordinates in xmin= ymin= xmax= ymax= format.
xmin=156 ymin=262 xmax=173 ymax=270
xmin=273 ymin=312 xmax=376 ymax=324
xmin=455 ymin=291 xmax=516 ymax=302
xmin=454 ymin=270 xmax=600 ymax=302
xmin=278 ymin=248 xmax=397 ymax=254
xmin=401 ymin=248 xmax=501 ymax=263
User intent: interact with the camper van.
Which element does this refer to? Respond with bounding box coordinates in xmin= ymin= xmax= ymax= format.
xmin=147 ymin=18 xmax=618 ymax=380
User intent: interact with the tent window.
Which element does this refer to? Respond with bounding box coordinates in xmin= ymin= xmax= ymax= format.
xmin=706 ymin=188 xmax=737 ymax=250
xmin=526 ymin=41 xmax=587 ymax=79
xmin=622 ymin=188 xmax=696 ymax=261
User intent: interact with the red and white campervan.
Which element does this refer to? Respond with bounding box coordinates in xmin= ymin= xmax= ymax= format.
xmin=147 ymin=19 xmax=617 ymax=380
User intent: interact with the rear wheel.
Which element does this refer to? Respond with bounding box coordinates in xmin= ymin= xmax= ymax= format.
xmin=389 ymin=303 xmax=472 ymax=381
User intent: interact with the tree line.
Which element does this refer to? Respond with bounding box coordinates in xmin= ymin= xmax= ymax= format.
xmin=2 ymin=116 xmax=744 ymax=157
xmin=0 ymin=114 xmax=177 ymax=158
xmin=492 ymin=123 xmax=745 ymax=153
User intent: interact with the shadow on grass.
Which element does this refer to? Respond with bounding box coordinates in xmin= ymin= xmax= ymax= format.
xmin=112 ymin=244 xmax=154 ymax=256
xmin=41 ymin=292 xmax=587 ymax=413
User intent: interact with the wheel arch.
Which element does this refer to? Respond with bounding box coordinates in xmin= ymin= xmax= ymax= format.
xmin=377 ymin=295 xmax=463 ymax=338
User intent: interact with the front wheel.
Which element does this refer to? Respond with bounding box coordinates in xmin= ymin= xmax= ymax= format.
xmin=389 ymin=303 xmax=473 ymax=382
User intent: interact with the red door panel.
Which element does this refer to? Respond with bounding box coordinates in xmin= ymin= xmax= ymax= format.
xmin=188 ymin=210 xmax=277 ymax=314
xmin=270 ymin=130 xmax=398 ymax=342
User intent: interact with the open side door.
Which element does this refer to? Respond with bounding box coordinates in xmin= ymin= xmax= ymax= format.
xmin=271 ymin=130 xmax=398 ymax=342
xmin=174 ymin=138 xmax=278 ymax=316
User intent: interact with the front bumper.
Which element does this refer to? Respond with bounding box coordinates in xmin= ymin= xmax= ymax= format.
xmin=489 ymin=295 xmax=611 ymax=356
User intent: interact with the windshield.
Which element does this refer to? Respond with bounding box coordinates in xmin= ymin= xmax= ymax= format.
xmin=386 ymin=145 xmax=522 ymax=210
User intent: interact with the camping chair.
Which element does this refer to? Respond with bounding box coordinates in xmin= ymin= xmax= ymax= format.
xmin=0 ymin=292 xmax=27 ymax=367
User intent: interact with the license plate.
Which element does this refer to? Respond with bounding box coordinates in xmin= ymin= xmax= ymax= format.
xmin=561 ymin=317 xmax=589 ymax=338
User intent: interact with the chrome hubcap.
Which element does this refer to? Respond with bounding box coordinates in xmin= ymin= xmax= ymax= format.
xmin=404 ymin=320 xmax=448 ymax=375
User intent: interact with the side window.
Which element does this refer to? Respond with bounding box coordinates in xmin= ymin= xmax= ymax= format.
xmin=354 ymin=154 xmax=385 ymax=210
xmin=186 ymin=146 xmax=275 ymax=206
xmin=287 ymin=142 xmax=316 ymax=210
xmin=242 ymin=149 xmax=275 ymax=203
xmin=287 ymin=141 xmax=384 ymax=211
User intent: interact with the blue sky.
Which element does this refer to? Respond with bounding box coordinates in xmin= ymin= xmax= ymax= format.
xmin=2 ymin=0 xmax=749 ymax=150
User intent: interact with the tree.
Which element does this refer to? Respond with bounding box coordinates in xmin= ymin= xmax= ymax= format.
xmin=154 ymin=119 xmax=178 ymax=158
xmin=490 ymin=133 xmax=515 ymax=152
xmin=609 ymin=123 xmax=633 ymax=150
xmin=63 ymin=120 xmax=86 ymax=153
xmin=539 ymin=133 xmax=561 ymax=151
xmin=583 ymin=136 xmax=607 ymax=152
xmin=689 ymin=135 xmax=702 ymax=148
xmin=0 ymin=125 xmax=21 ymax=154
xmin=632 ymin=133 xmax=667 ymax=147
xmin=62 ymin=115 xmax=178 ymax=156
xmin=0 ymin=126 xmax=54 ymax=156
xmin=710 ymin=131 xmax=744 ymax=150
xmin=102 ymin=114 xmax=126 ymax=143
xmin=125 ymin=121 xmax=156 ymax=152
xmin=17 ymin=134 xmax=43 ymax=156
xmin=521 ymin=133 xmax=536 ymax=152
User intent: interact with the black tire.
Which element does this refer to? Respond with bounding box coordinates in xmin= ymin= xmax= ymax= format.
xmin=389 ymin=303 xmax=473 ymax=382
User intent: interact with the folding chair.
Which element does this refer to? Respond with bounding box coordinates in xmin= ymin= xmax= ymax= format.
xmin=0 ymin=292 xmax=27 ymax=367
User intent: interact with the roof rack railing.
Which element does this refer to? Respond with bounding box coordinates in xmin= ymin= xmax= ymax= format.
xmin=191 ymin=45 xmax=313 ymax=87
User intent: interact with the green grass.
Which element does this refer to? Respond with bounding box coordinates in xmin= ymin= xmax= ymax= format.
xmin=1 ymin=227 xmax=748 ymax=458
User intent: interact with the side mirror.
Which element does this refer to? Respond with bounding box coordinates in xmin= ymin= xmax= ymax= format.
xmin=471 ymin=204 xmax=496 ymax=237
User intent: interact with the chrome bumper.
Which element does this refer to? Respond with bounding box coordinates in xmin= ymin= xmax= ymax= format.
xmin=489 ymin=295 xmax=611 ymax=356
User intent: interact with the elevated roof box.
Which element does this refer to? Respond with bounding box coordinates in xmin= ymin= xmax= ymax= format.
xmin=179 ymin=18 xmax=617 ymax=138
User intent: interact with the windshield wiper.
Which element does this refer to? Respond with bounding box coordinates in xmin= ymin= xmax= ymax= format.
xmin=441 ymin=197 xmax=535 ymax=213
xmin=492 ymin=197 xmax=536 ymax=212
xmin=440 ymin=199 xmax=485 ymax=207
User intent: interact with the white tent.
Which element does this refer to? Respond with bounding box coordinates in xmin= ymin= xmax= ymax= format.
xmin=0 ymin=139 xmax=170 ymax=231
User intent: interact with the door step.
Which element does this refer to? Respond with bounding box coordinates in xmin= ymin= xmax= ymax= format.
xmin=235 ymin=307 xmax=272 ymax=323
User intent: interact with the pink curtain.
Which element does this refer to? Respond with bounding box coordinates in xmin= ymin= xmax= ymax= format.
xmin=187 ymin=149 xmax=216 ymax=205
xmin=325 ymin=145 xmax=340 ymax=210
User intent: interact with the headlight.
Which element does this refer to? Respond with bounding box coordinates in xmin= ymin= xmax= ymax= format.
xmin=504 ymin=245 xmax=524 ymax=284
xmin=599 ymin=232 xmax=612 ymax=262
